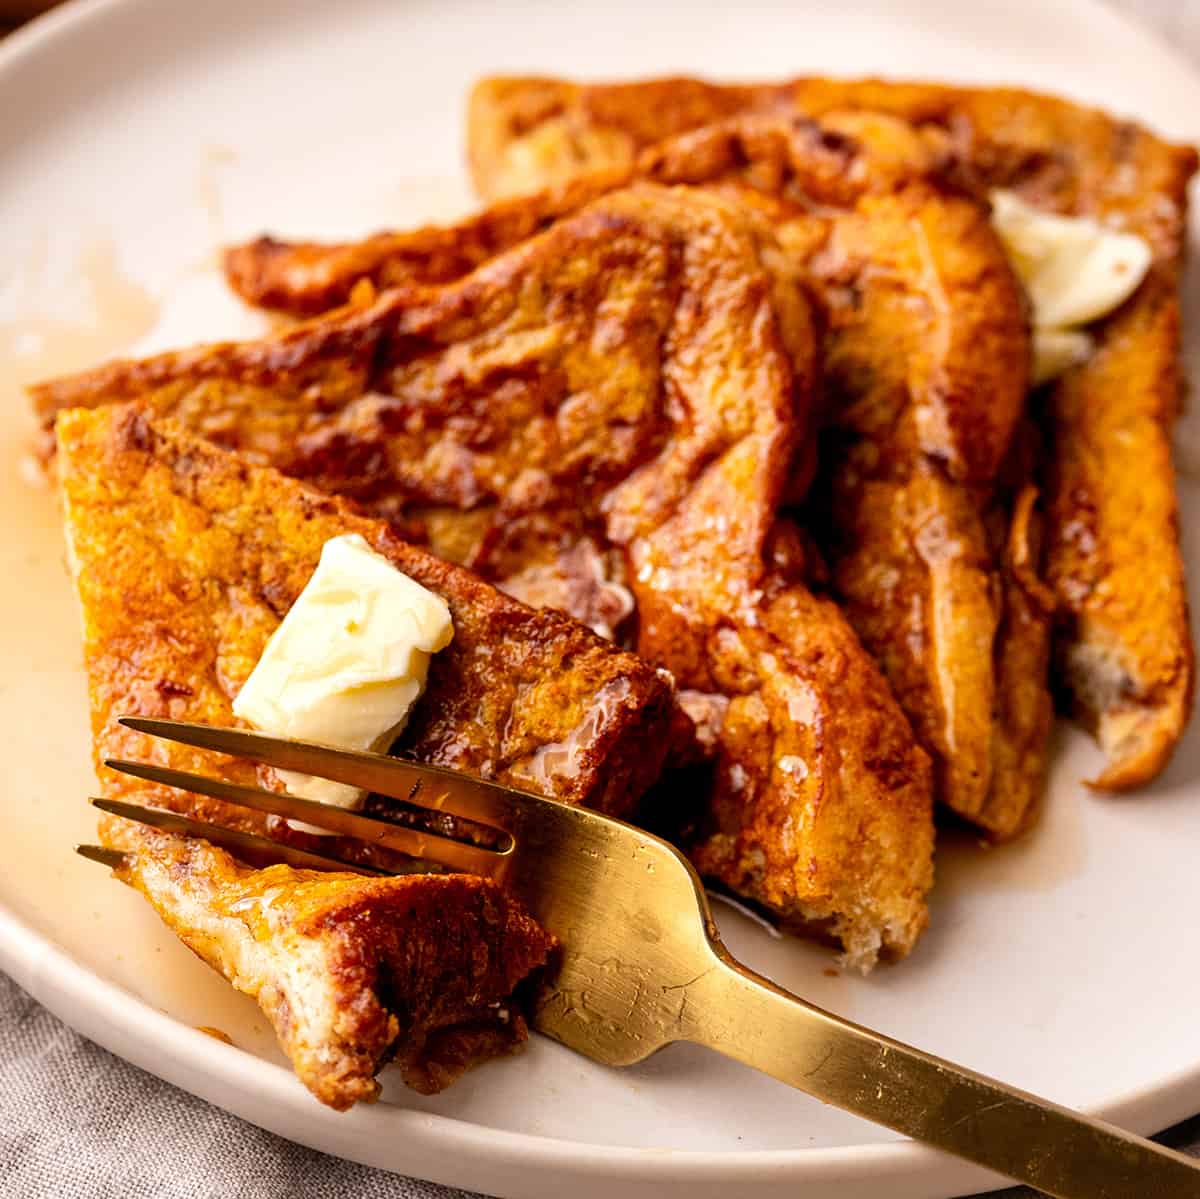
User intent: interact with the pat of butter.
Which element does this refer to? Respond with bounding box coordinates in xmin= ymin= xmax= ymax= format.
xmin=1031 ymin=328 xmax=1094 ymax=387
xmin=989 ymin=189 xmax=1152 ymax=382
xmin=233 ymin=533 xmax=453 ymax=827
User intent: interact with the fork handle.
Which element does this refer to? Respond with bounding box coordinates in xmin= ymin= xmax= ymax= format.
xmin=686 ymin=950 xmax=1200 ymax=1198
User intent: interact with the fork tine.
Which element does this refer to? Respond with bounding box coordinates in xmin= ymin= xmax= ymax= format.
xmin=104 ymin=758 xmax=509 ymax=877
xmin=118 ymin=717 xmax=524 ymax=828
xmin=75 ymin=844 xmax=128 ymax=869
xmin=90 ymin=796 xmax=390 ymax=875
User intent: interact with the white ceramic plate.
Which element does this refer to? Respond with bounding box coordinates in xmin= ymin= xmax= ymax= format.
xmin=2 ymin=1 xmax=1199 ymax=1195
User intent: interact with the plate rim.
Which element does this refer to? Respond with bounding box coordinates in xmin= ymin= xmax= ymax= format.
xmin=2 ymin=0 xmax=1199 ymax=1194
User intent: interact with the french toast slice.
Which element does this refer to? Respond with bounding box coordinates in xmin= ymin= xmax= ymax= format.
xmin=115 ymin=835 xmax=553 ymax=1109
xmin=465 ymin=75 xmax=1198 ymax=790
xmin=216 ymin=114 xmax=1037 ymax=835
xmin=56 ymin=401 xmax=679 ymax=834
xmin=44 ymin=188 xmax=935 ymax=967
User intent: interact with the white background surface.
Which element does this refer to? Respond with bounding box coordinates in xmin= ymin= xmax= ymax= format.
xmin=0 ymin=1 xmax=1198 ymax=1196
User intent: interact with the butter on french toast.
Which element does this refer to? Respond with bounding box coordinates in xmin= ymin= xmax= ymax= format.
xmin=43 ymin=188 xmax=935 ymax=968
xmin=464 ymin=74 xmax=1198 ymax=791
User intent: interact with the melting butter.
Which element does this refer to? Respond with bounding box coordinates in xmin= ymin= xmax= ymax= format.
xmin=233 ymin=534 xmax=453 ymax=828
xmin=989 ymin=190 xmax=1152 ymax=383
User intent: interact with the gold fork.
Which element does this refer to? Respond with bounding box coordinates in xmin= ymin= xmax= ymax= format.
xmin=79 ymin=716 xmax=1200 ymax=1199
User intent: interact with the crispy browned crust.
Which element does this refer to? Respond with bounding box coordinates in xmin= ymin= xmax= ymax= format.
xmin=223 ymin=114 xmax=947 ymax=315
xmin=215 ymin=114 xmax=1033 ymax=833
xmin=223 ymin=166 xmax=636 ymax=318
xmin=465 ymin=74 xmax=1198 ymax=790
xmin=46 ymin=188 xmax=935 ymax=966
xmin=116 ymin=834 xmax=553 ymax=1108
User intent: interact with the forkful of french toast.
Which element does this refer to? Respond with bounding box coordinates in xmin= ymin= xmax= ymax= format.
xmin=81 ymin=716 xmax=1200 ymax=1199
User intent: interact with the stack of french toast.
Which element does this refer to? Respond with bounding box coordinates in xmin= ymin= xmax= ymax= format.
xmin=36 ymin=75 xmax=1196 ymax=1110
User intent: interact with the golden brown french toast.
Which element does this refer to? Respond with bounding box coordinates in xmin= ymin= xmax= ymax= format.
xmin=465 ymin=75 xmax=1198 ymax=790
xmin=217 ymin=114 xmax=1037 ymax=835
xmin=116 ymin=835 xmax=554 ymax=1108
xmin=58 ymin=401 xmax=696 ymax=1104
xmin=56 ymin=401 xmax=680 ymax=838
xmin=45 ymin=188 xmax=935 ymax=966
